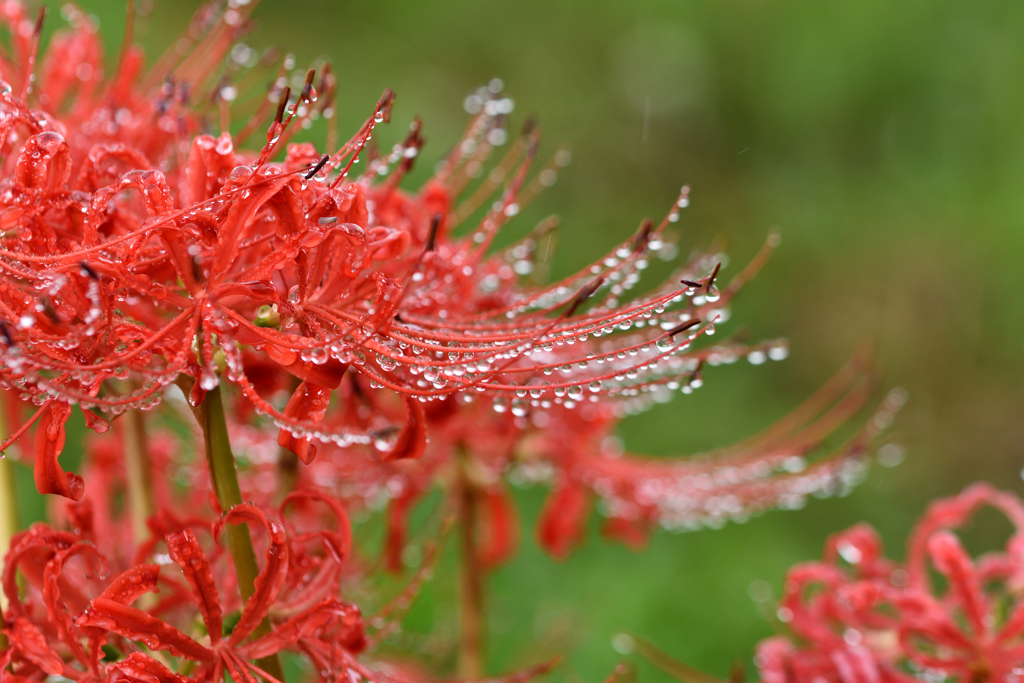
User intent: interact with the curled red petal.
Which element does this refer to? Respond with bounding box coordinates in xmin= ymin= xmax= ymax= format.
xmin=33 ymin=402 xmax=83 ymax=501
xmin=265 ymin=348 xmax=349 ymax=389
xmin=383 ymin=491 xmax=417 ymax=573
xmin=8 ymin=617 xmax=65 ymax=677
xmin=15 ymin=131 xmax=71 ymax=193
xmin=537 ymin=478 xmax=590 ymax=560
xmin=2 ymin=526 xmax=81 ymax=616
xmin=43 ymin=541 xmax=106 ymax=665
xmin=98 ymin=564 xmax=160 ymax=605
xmin=76 ymin=597 xmax=213 ymax=662
xmin=214 ymin=504 xmax=289 ymax=645
xmin=240 ymin=598 xmax=365 ymax=660
xmin=281 ymin=489 xmax=353 ymax=564
xmin=380 ymin=395 xmax=427 ymax=461
xmin=103 ymin=652 xmax=189 ymax=683
xmin=824 ymin=524 xmax=885 ymax=571
xmin=601 ymin=514 xmax=651 ymax=551
xmin=478 ymin=487 xmax=519 ymax=569
xmin=81 ymin=409 xmax=110 ymax=434
xmin=166 ymin=529 xmax=222 ymax=644
xmin=927 ymin=531 xmax=987 ymax=635
xmin=907 ymin=483 xmax=1024 ymax=586
xmin=277 ymin=381 xmax=332 ymax=465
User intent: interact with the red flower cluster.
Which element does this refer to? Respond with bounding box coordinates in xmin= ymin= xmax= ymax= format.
xmin=0 ymin=1 xmax=905 ymax=681
xmin=2 ymin=495 xmax=368 ymax=683
xmin=757 ymin=484 xmax=1024 ymax=683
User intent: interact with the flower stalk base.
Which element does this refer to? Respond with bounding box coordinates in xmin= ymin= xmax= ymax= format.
xmin=457 ymin=457 xmax=485 ymax=679
xmin=122 ymin=404 xmax=154 ymax=549
xmin=199 ymin=383 xmax=285 ymax=683
xmin=0 ymin=406 xmax=14 ymax=653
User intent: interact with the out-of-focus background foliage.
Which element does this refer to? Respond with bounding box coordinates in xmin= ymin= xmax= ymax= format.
xmin=22 ymin=1 xmax=1024 ymax=681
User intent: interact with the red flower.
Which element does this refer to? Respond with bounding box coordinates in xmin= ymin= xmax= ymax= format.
xmin=756 ymin=483 xmax=1024 ymax=683
xmin=2 ymin=496 xmax=372 ymax=683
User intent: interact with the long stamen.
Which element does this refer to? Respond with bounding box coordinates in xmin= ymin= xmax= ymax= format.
xmin=110 ymin=0 xmax=136 ymax=98
xmin=19 ymin=6 xmax=46 ymax=101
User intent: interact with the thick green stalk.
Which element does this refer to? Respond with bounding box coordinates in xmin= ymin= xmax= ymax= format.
xmin=274 ymin=375 xmax=303 ymax=505
xmin=275 ymin=448 xmax=299 ymax=506
xmin=199 ymin=383 xmax=284 ymax=682
xmin=0 ymin=407 xmax=14 ymax=652
xmin=456 ymin=458 xmax=485 ymax=679
xmin=122 ymin=407 xmax=154 ymax=548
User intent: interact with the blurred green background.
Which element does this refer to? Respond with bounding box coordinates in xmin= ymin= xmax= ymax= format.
xmin=24 ymin=0 xmax=1024 ymax=681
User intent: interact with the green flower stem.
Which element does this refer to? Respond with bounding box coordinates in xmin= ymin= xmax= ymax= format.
xmin=276 ymin=448 xmax=299 ymax=506
xmin=122 ymin=405 xmax=154 ymax=548
xmin=0 ymin=407 xmax=15 ymax=653
xmin=198 ymin=383 xmax=284 ymax=683
xmin=275 ymin=375 xmax=302 ymax=505
xmin=456 ymin=457 xmax=485 ymax=679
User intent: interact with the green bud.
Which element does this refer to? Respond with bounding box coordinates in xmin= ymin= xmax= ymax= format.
xmin=254 ymin=304 xmax=281 ymax=328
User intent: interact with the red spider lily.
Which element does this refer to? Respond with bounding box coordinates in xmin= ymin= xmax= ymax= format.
xmin=212 ymin=87 xmax=902 ymax=568
xmin=176 ymin=84 xmax=901 ymax=569
xmin=752 ymin=483 xmax=1024 ymax=683
xmin=0 ymin=0 xmax=772 ymax=507
xmin=1 ymin=487 xmax=552 ymax=683
xmin=0 ymin=496 xmax=372 ymax=683
xmin=0 ymin=0 xmax=417 ymax=500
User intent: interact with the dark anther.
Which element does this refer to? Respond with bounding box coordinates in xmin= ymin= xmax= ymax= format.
xmin=33 ymin=5 xmax=47 ymax=37
xmin=706 ymin=262 xmax=722 ymax=293
xmin=0 ymin=321 xmax=13 ymax=346
xmin=691 ymin=361 xmax=704 ymax=383
xmin=402 ymin=117 xmax=423 ymax=150
xmin=177 ymin=81 xmax=191 ymax=105
xmin=301 ymin=68 xmax=316 ymax=102
xmin=317 ymin=63 xmax=332 ymax=91
xmin=79 ymin=262 xmax=99 ymax=279
xmin=521 ymin=115 xmax=538 ymax=137
xmin=212 ymin=75 xmax=230 ymax=103
xmin=564 ymin=277 xmax=605 ymax=318
xmin=633 ymin=218 xmax=654 ymax=250
xmin=274 ymin=86 xmax=291 ymax=124
xmin=425 ymin=214 xmax=442 ymax=252
xmin=666 ymin=318 xmax=701 ymax=337
xmin=377 ymin=87 xmax=395 ymax=124
xmin=526 ymin=130 xmax=540 ymax=158
xmin=304 ymin=154 xmax=330 ymax=180
xmin=41 ymin=299 xmax=60 ymax=324
xmin=680 ymin=279 xmax=702 ymax=288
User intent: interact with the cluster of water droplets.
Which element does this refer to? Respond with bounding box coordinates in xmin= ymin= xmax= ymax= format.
xmin=585 ymin=386 xmax=908 ymax=534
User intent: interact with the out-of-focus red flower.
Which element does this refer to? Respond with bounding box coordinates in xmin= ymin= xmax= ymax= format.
xmin=1 ymin=494 xmax=372 ymax=683
xmin=756 ymin=483 xmax=1024 ymax=683
xmin=274 ymin=345 xmax=903 ymax=567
